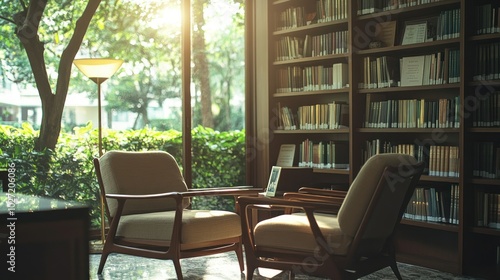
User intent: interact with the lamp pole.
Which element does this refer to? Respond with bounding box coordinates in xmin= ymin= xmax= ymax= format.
xmin=73 ymin=58 xmax=123 ymax=244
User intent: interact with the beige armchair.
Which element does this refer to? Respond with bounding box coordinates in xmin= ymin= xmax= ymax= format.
xmin=93 ymin=150 xmax=258 ymax=279
xmin=238 ymin=153 xmax=425 ymax=280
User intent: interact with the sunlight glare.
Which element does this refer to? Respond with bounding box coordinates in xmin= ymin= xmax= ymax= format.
xmin=151 ymin=5 xmax=182 ymax=29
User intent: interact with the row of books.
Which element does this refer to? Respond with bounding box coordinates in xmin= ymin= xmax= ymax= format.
xmin=360 ymin=50 xmax=460 ymax=89
xmin=358 ymin=0 xmax=443 ymax=15
xmin=474 ymin=42 xmax=500 ymax=81
xmin=364 ymin=97 xmax=460 ymax=129
xmin=363 ymin=141 xmax=429 ymax=171
xmin=275 ymin=6 xmax=307 ymax=31
xmin=471 ymin=91 xmax=500 ymax=127
xmin=428 ymin=145 xmax=460 ymax=177
xmin=447 ymin=49 xmax=460 ymax=83
xmin=275 ymin=36 xmax=305 ymax=61
xmin=401 ymin=9 xmax=460 ymax=42
xmin=276 ymin=63 xmax=349 ymax=93
xmin=304 ymin=63 xmax=348 ymax=91
xmin=306 ymin=31 xmax=349 ymax=57
xmin=315 ymin=0 xmax=348 ymax=23
xmin=435 ymin=9 xmax=460 ymax=41
xmin=361 ymin=56 xmax=399 ymax=89
xmin=297 ymin=102 xmax=349 ymax=130
xmin=362 ymin=141 xmax=460 ymax=177
xmin=278 ymin=106 xmax=297 ymax=130
xmin=277 ymin=102 xmax=349 ymax=130
xmin=275 ymin=0 xmax=348 ymax=31
xmin=367 ymin=8 xmax=458 ymax=47
xmin=404 ymin=184 xmax=459 ymax=225
xmin=475 ymin=191 xmax=500 ymax=229
xmin=475 ymin=4 xmax=500 ymax=35
xmin=298 ymin=139 xmax=349 ymax=169
xmin=473 ymin=142 xmax=500 ymax=179
xmin=274 ymin=31 xmax=349 ymax=61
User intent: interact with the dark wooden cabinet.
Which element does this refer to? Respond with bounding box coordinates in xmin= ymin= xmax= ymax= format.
xmin=0 ymin=193 xmax=89 ymax=280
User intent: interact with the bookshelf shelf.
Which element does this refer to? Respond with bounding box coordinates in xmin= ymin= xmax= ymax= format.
xmin=273 ymin=19 xmax=349 ymax=36
xmin=312 ymin=168 xmax=349 ymax=175
xmin=271 ymin=0 xmax=292 ymax=6
xmin=274 ymin=88 xmax=349 ymax=97
xmin=468 ymin=128 xmax=500 ymax=133
xmin=469 ymin=33 xmax=500 ymax=42
xmin=356 ymin=0 xmax=461 ymax=21
xmin=262 ymin=0 xmax=499 ymax=278
xmin=470 ymin=178 xmax=500 ymax=186
xmin=357 ymin=83 xmax=460 ymax=93
xmin=419 ymin=175 xmax=460 ymax=183
xmin=401 ymin=219 xmax=460 ymax=232
xmin=468 ymin=80 xmax=500 ymax=87
xmin=272 ymin=53 xmax=349 ymax=66
xmin=358 ymin=128 xmax=460 ymax=133
xmin=356 ymin=38 xmax=461 ymax=56
xmin=470 ymin=227 xmax=500 ymax=237
xmin=274 ymin=129 xmax=349 ymax=134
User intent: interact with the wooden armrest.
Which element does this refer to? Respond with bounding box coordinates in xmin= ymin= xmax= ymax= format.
xmin=237 ymin=195 xmax=339 ymax=213
xmin=183 ymin=186 xmax=262 ymax=198
xmin=283 ymin=192 xmax=344 ymax=207
xmin=106 ymin=192 xmax=181 ymax=201
xmin=298 ymin=187 xmax=347 ymax=199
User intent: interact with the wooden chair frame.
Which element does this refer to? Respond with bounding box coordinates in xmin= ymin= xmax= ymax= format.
xmin=94 ymin=157 xmax=260 ymax=280
xmin=238 ymin=161 xmax=425 ymax=280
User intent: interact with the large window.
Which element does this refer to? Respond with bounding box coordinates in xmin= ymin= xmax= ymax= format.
xmin=86 ymin=0 xmax=248 ymax=189
xmin=186 ymin=0 xmax=247 ymax=189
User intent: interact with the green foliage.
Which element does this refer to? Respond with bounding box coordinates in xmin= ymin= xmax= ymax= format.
xmin=0 ymin=123 xmax=246 ymax=228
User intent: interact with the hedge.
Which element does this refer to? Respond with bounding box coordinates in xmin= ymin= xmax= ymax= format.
xmin=0 ymin=123 xmax=246 ymax=228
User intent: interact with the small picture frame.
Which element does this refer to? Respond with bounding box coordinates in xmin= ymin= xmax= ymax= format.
xmin=265 ymin=166 xmax=282 ymax=197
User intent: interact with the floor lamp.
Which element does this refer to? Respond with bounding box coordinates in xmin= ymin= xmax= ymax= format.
xmin=73 ymin=58 xmax=123 ymax=244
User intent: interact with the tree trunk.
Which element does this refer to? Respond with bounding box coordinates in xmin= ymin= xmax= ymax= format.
xmin=192 ymin=0 xmax=214 ymax=128
xmin=15 ymin=0 xmax=101 ymax=151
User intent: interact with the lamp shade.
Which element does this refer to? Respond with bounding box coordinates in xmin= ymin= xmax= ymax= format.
xmin=74 ymin=58 xmax=123 ymax=83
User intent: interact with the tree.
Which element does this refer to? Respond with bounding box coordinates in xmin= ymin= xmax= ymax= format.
xmin=0 ymin=0 xmax=102 ymax=151
xmin=207 ymin=0 xmax=245 ymax=131
xmin=192 ymin=0 xmax=214 ymax=128
xmin=1 ymin=0 xmax=246 ymax=137
xmin=87 ymin=0 xmax=182 ymax=129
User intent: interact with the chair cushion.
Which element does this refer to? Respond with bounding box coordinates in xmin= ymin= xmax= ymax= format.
xmin=254 ymin=212 xmax=352 ymax=256
xmin=116 ymin=209 xmax=241 ymax=245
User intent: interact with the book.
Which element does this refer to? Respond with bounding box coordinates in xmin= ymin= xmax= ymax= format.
xmin=402 ymin=21 xmax=428 ymax=45
xmin=265 ymin=166 xmax=282 ymax=197
xmin=373 ymin=21 xmax=397 ymax=47
xmin=276 ymin=144 xmax=296 ymax=167
xmin=400 ymin=55 xmax=425 ymax=86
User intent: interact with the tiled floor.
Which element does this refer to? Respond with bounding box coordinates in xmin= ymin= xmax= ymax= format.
xmin=89 ymin=252 xmax=485 ymax=280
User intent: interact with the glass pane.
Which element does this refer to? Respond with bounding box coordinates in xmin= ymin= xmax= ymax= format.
xmin=190 ymin=0 xmax=246 ymax=210
xmin=78 ymin=0 xmax=184 ymax=229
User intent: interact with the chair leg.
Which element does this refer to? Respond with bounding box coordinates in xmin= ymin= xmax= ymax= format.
xmin=288 ymin=270 xmax=295 ymax=280
xmin=236 ymin=243 xmax=245 ymax=272
xmin=390 ymin=262 xmax=403 ymax=280
xmin=244 ymin=256 xmax=256 ymax=280
xmin=173 ymin=258 xmax=183 ymax=280
xmin=245 ymin=266 xmax=255 ymax=280
xmin=97 ymin=251 xmax=110 ymax=274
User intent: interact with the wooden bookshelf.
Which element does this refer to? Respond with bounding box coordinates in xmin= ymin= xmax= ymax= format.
xmin=258 ymin=0 xmax=500 ymax=278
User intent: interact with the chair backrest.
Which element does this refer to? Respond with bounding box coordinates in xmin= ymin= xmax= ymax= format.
xmin=96 ymin=150 xmax=190 ymax=217
xmin=337 ymin=154 xmax=424 ymax=253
